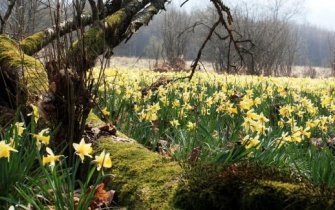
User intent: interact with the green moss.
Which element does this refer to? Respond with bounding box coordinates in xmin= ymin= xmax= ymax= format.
xmin=105 ymin=10 xmax=126 ymax=36
xmin=241 ymin=181 xmax=309 ymax=210
xmin=86 ymin=111 xmax=105 ymax=127
xmin=0 ymin=35 xmax=47 ymax=96
xmin=67 ymin=27 xmax=105 ymax=70
xmin=173 ymin=163 xmax=335 ymax=210
xmin=98 ymin=138 xmax=182 ymax=210
xmin=19 ymin=31 xmax=46 ymax=55
xmin=67 ymin=10 xmax=126 ymax=71
xmin=0 ymin=35 xmax=43 ymax=69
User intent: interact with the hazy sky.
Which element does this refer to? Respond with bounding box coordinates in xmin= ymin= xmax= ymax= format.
xmin=175 ymin=0 xmax=335 ymax=31
xmin=306 ymin=0 xmax=335 ymax=30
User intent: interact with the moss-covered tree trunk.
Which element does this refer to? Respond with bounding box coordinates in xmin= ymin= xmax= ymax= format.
xmin=0 ymin=35 xmax=47 ymax=110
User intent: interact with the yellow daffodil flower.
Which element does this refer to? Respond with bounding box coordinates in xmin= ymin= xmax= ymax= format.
xmin=102 ymin=107 xmax=110 ymax=116
xmin=92 ymin=150 xmax=112 ymax=171
xmin=170 ymin=119 xmax=180 ymax=128
xmin=73 ymin=138 xmax=93 ymax=162
xmin=239 ymin=97 xmax=254 ymax=110
xmin=256 ymin=112 xmax=269 ymax=125
xmin=32 ymin=134 xmax=50 ymax=145
xmin=253 ymin=97 xmax=262 ymax=106
xmin=0 ymin=140 xmax=18 ymax=161
xmin=42 ymin=147 xmax=63 ymax=170
xmin=245 ymin=135 xmax=261 ymax=149
xmin=241 ymin=135 xmax=260 ymax=149
xmin=179 ymin=108 xmax=187 ymax=118
xmin=172 ymin=99 xmax=181 ymax=108
xmin=226 ymin=106 xmax=238 ymax=115
xmin=306 ymin=119 xmax=319 ymax=128
xmin=279 ymin=105 xmax=293 ymax=118
xmin=205 ymin=97 xmax=213 ymax=107
xmin=242 ymin=117 xmax=257 ymax=133
xmin=29 ymin=104 xmax=40 ymax=123
xmin=187 ymin=121 xmax=196 ymax=131
xmin=246 ymin=109 xmax=258 ymax=120
xmin=150 ymin=102 xmax=160 ymax=112
xmin=15 ymin=122 xmax=25 ymax=136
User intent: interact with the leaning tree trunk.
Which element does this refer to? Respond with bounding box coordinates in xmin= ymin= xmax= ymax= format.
xmin=0 ymin=35 xmax=47 ymax=110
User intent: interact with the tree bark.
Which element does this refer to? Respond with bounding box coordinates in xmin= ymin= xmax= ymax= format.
xmin=66 ymin=0 xmax=166 ymax=72
xmin=19 ymin=0 xmax=166 ymax=57
xmin=0 ymin=35 xmax=46 ymax=109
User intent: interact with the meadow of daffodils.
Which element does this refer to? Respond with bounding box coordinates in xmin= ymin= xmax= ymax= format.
xmin=3 ymin=67 xmax=335 ymax=208
xmin=96 ymin=68 xmax=335 ymax=186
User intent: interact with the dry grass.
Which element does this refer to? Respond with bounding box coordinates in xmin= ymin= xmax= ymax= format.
xmin=96 ymin=56 xmax=214 ymax=71
xmin=291 ymin=66 xmax=333 ymax=78
xmin=96 ymin=56 xmax=333 ymax=78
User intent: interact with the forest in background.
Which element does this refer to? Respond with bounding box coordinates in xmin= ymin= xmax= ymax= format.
xmin=113 ymin=1 xmax=335 ymax=76
xmin=1 ymin=0 xmax=335 ymax=76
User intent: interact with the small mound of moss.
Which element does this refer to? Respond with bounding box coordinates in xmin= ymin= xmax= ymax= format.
xmin=98 ymin=138 xmax=182 ymax=209
xmin=173 ymin=163 xmax=335 ymax=210
xmin=86 ymin=111 xmax=106 ymax=127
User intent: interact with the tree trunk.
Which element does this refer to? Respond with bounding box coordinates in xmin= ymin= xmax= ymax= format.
xmin=0 ymin=35 xmax=46 ymax=109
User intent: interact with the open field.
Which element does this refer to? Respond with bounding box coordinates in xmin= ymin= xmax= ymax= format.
xmin=95 ymin=67 xmax=335 ymax=169
xmin=3 ymin=65 xmax=335 ymax=208
xmin=96 ymin=56 xmax=334 ymax=78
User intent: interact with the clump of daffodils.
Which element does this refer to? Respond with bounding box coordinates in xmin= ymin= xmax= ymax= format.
xmin=73 ymin=138 xmax=112 ymax=170
xmin=4 ymin=119 xmax=113 ymax=173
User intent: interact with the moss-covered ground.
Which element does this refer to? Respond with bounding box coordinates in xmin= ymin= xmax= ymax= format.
xmin=98 ymin=138 xmax=182 ymax=210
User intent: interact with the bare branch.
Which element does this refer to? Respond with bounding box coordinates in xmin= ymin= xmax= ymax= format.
xmin=126 ymin=0 xmax=166 ymax=35
xmin=20 ymin=0 xmax=167 ymax=56
xmin=88 ymin=0 xmax=99 ymax=22
xmin=185 ymin=0 xmax=254 ymax=79
xmin=188 ymin=20 xmax=221 ymax=81
xmin=67 ymin=0 xmax=168 ymax=72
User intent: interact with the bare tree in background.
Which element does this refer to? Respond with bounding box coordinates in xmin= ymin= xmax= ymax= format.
xmin=161 ymin=5 xmax=191 ymax=70
xmin=328 ymin=34 xmax=335 ymax=77
xmin=195 ymin=0 xmax=303 ymax=75
xmin=0 ymin=0 xmax=52 ymax=39
xmin=195 ymin=5 xmax=250 ymax=74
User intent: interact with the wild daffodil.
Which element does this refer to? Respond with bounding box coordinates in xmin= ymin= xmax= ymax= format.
xmin=42 ymin=147 xmax=63 ymax=170
xmin=102 ymin=107 xmax=110 ymax=116
xmin=29 ymin=104 xmax=40 ymax=123
xmin=244 ymin=135 xmax=261 ymax=150
xmin=172 ymin=99 xmax=181 ymax=108
xmin=279 ymin=105 xmax=293 ymax=118
xmin=32 ymin=134 xmax=50 ymax=145
xmin=170 ymin=119 xmax=180 ymax=128
xmin=187 ymin=121 xmax=196 ymax=131
xmin=15 ymin=122 xmax=25 ymax=136
xmin=92 ymin=150 xmax=112 ymax=171
xmin=0 ymin=140 xmax=18 ymax=161
xmin=73 ymin=138 xmax=93 ymax=162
